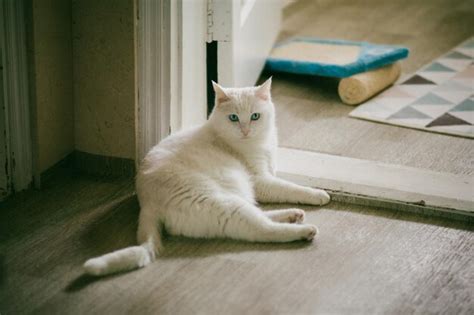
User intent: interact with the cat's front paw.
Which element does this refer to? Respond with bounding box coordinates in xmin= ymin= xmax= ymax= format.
xmin=313 ymin=189 xmax=330 ymax=206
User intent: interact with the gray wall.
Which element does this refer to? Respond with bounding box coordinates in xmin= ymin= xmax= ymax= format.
xmin=31 ymin=0 xmax=74 ymax=172
xmin=30 ymin=0 xmax=136 ymax=173
xmin=72 ymin=0 xmax=136 ymax=160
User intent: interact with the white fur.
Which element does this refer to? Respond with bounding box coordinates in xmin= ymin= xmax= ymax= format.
xmin=83 ymin=78 xmax=330 ymax=276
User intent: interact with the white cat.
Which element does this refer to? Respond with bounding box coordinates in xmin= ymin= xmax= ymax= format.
xmin=84 ymin=78 xmax=330 ymax=276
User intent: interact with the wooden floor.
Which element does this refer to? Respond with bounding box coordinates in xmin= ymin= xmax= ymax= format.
xmin=1 ymin=168 xmax=473 ymax=314
xmin=1 ymin=1 xmax=473 ymax=313
xmin=267 ymin=0 xmax=474 ymax=175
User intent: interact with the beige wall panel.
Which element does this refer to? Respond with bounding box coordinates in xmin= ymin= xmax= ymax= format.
xmin=72 ymin=0 xmax=135 ymax=159
xmin=32 ymin=0 xmax=74 ymax=172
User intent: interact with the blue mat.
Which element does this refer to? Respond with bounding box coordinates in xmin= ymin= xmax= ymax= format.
xmin=265 ymin=37 xmax=409 ymax=78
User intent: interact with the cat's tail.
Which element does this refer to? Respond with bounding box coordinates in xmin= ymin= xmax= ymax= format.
xmin=83 ymin=237 xmax=158 ymax=277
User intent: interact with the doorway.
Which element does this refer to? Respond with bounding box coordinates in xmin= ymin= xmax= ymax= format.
xmin=170 ymin=0 xmax=473 ymax=218
xmin=261 ymin=1 xmax=473 ymax=217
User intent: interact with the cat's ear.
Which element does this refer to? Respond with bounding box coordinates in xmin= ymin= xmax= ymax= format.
xmin=255 ymin=77 xmax=272 ymax=101
xmin=212 ymin=81 xmax=230 ymax=104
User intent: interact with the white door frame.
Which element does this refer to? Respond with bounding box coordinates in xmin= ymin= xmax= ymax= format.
xmin=178 ymin=0 xmax=208 ymax=129
xmin=137 ymin=0 xmax=472 ymax=220
xmin=136 ymin=0 xmax=207 ymax=164
xmin=216 ymin=0 xmax=282 ymax=87
xmin=0 ymin=26 xmax=8 ymax=199
xmin=0 ymin=0 xmax=33 ymax=196
xmin=136 ymin=0 xmax=172 ymax=163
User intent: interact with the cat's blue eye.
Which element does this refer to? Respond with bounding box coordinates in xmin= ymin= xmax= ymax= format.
xmin=228 ymin=114 xmax=239 ymax=122
xmin=251 ymin=113 xmax=260 ymax=121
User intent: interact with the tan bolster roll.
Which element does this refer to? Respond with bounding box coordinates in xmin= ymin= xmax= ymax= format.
xmin=338 ymin=62 xmax=402 ymax=105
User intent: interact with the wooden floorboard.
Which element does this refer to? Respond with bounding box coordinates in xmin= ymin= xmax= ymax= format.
xmin=265 ymin=0 xmax=474 ymax=175
xmin=0 ymin=168 xmax=472 ymax=314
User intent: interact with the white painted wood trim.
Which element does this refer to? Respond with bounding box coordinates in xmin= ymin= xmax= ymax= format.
xmin=169 ymin=0 xmax=182 ymax=133
xmin=216 ymin=0 xmax=236 ymax=87
xmin=277 ymin=147 xmax=474 ymax=216
xmin=240 ymin=0 xmax=257 ymax=26
xmin=217 ymin=0 xmax=281 ymax=87
xmin=0 ymin=1 xmax=9 ymax=200
xmin=180 ymin=0 xmax=207 ymax=130
xmin=207 ymin=0 xmax=232 ymax=42
xmin=0 ymin=0 xmax=33 ymax=192
xmin=137 ymin=0 xmax=207 ymax=148
xmin=136 ymin=0 xmax=172 ymax=162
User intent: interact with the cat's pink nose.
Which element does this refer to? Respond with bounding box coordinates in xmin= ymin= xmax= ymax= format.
xmin=240 ymin=125 xmax=250 ymax=137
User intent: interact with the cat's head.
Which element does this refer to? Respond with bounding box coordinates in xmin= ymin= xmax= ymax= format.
xmin=208 ymin=78 xmax=275 ymax=142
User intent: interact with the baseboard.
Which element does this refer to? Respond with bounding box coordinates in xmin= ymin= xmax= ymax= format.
xmin=40 ymin=150 xmax=135 ymax=185
xmin=39 ymin=153 xmax=75 ymax=184
xmin=72 ymin=151 xmax=135 ymax=178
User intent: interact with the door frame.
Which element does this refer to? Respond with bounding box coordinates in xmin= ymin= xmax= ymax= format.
xmin=0 ymin=0 xmax=33 ymax=197
xmin=137 ymin=0 xmax=473 ymax=220
xmin=0 ymin=18 xmax=8 ymax=199
xmin=136 ymin=0 xmax=208 ymax=163
xmin=136 ymin=0 xmax=174 ymax=163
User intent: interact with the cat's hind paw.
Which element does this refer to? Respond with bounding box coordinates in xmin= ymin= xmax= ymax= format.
xmin=292 ymin=209 xmax=305 ymax=224
xmin=84 ymin=258 xmax=108 ymax=276
xmin=266 ymin=208 xmax=305 ymax=224
xmin=302 ymin=225 xmax=318 ymax=241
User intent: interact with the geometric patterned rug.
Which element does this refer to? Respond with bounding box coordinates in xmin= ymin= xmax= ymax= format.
xmin=350 ymin=37 xmax=474 ymax=138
